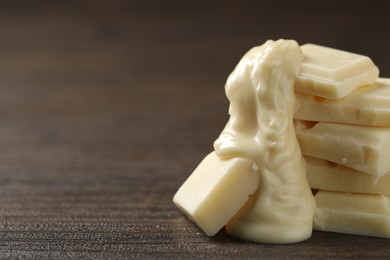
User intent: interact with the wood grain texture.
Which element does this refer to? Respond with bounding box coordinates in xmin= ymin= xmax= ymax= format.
xmin=0 ymin=1 xmax=390 ymax=258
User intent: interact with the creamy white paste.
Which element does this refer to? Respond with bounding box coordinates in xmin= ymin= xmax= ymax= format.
xmin=214 ymin=39 xmax=315 ymax=244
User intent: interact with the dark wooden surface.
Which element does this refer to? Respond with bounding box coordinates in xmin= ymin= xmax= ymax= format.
xmin=1 ymin=1 xmax=390 ymax=258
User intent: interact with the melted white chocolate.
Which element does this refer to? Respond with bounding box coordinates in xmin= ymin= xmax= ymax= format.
xmin=214 ymin=39 xmax=315 ymax=244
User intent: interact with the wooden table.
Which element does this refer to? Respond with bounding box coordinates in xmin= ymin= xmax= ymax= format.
xmin=1 ymin=1 xmax=390 ymax=258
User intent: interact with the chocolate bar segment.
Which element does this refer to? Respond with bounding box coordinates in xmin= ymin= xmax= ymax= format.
xmin=296 ymin=44 xmax=379 ymax=99
xmin=295 ymin=78 xmax=390 ymax=127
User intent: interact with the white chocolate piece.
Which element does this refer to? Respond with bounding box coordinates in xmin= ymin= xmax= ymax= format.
xmin=295 ymin=78 xmax=390 ymax=127
xmin=314 ymin=191 xmax=390 ymax=238
xmin=173 ymin=151 xmax=258 ymax=236
xmin=295 ymin=121 xmax=390 ymax=176
xmin=296 ymin=44 xmax=379 ymax=99
xmin=214 ymin=40 xmax=315 ymax=244
xmin=306 ymin=156 xmax=390 ymax=195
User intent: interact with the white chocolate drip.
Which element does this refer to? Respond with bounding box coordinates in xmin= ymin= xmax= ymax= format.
xmin=214 ymin=39 xmax=315 ymax=244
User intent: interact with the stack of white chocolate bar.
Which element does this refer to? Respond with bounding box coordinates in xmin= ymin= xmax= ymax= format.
xmin=174 ymin=41 xmax=390 ymax=242
xmin=294 ymin=44 xmax=390 ymax=238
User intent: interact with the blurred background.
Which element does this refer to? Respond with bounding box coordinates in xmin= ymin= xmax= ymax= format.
xmin=2 ymin=0 xmax=389 ymax=152
xmin=1 ymin=0 xmax=389 ymax=80
xmin=1 ymin=0 xmax=390 ymax=257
